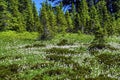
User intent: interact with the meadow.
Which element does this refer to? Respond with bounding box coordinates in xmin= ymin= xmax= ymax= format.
xmin=0 ymin=31 xmax=119 ymax=80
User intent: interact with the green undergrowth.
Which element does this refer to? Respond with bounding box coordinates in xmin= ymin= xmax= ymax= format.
xmin=0 ymin=31 xmax=119 ymax=80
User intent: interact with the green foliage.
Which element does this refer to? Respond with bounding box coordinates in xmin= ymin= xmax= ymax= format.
xmin=65 ymin=11 xmax=73 ymax=32
xmin=56 ymin=4 xmax=67 ymax=33
xmin=57 ymin=39 xmax=73 ymax=46
xmin=46 ymin=47 xmax=78 ymax=55
xmin=0 ymin=1 xmax=12 ymax=31
xmin=0 ymin=64 xmax=20 ymax=79
xmin=0 ymin=0 xmax=39 ymax=32
xmin=86 ymin=74 xmax=118 ymax=80
xmin=79 ymin=0 xmax=90 ymax=33
xmin=32 ymin=2 xmax=40 ymax=31
xmin=96 ymin=54 xmax=120 ymax=66
xmin=39 ymin=3 xmax=53 ymax=40
xmin=0 ymin=31 xmax=119 ymax=79
xmin=88 ymin=4 xmax=101 ymax=34
xmin=73 ymin=13 xmax=81 ymax=32
xmin=48 ymin=7 xmax=57 ymax=37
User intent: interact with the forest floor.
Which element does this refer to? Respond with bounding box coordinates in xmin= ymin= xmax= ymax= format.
xmin=0 ymin=31 xmax=119 ymax=80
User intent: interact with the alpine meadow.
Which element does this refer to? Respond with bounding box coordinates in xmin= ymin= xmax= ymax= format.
xmin=0 ymin=0 xmax=120 ymax=80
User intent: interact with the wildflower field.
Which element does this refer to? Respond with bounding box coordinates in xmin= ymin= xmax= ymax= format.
xmin=0 ymin=31 xmax=119 ymax=80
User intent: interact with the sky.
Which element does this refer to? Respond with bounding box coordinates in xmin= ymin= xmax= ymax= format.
xmin=32 ymin=0 xmax=68 ymax=12
xmin=32 ymin=0 xmax=45 ymax=12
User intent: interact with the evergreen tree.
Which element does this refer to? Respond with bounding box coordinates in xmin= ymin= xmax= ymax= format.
xmin=88 ymin=3 xmax=101 ymax=34
xmin=71 ymin=3 xmax=76 ymax=32
xmin=88 ymin=4 xmax=106 ymax=52
xmin=18 ymin=0 xmax=34 ymax=32
xmin=73 ymin=13 xmax=81 ymax=33
xmin=39 ymin=3 xmax=52 ymax=40
xmin=48 ymin=7 xmax=57 ymax=36
xmin=32 ymin=1 xmax=40 ymax=31
xmin=0 ymin=0 xmax=11 ymax=31
xmin=96 ymin=0 xmax=115 ymax=36
xmin=79 ymin=0 xmax=90 ymax=33
xmin=56 ymin=4 xmax=67 ymax=33
xmin=7 ymin=0 xmax=25 ymax=32
xmin=65 ymin=11 xmax=73 ymax=32
xmin=25 ymin=0 xmax=34 ymax=32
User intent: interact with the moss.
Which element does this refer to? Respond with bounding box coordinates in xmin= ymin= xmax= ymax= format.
xmin=0 ymin=55 xmax=11 ymax=60
xmin=32 ymin=68 xmax=70 ymax=80
xmin=86 ymin=74 xmax=118 ymax=80
xmin=46 ymin=47 xmax=78 ymax=54
xmin=0 ymin=55 xmax=22 ymax=60
xmin=43 ymin=69 xmax=69 ymax=76
xmin=0 ymin=64 xmax=20 ymax=79
xmin=32 ymin=74 xmax=44 ymax=80
xmin=96 ymin=54 xmax=120 ymax=66
xmin=46 ymin=54 xmax=72 ymax=62
xmin=32 ymin=43 xmax=46 ymax=47
xmin=72 ymin=63 xmax=91 ymax=77
xmin=23 ymin=43 xmax=46 ymax=48
xmin=30 ymin=62 xmax=54 ymax=69
xmin=57 ymin=39 xmax=73 ymax=46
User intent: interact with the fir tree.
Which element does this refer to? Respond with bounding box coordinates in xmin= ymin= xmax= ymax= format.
xmin=18 ymin=0 xmax=34 ymax=32
xmin=0 ymin=0 xmax=11 ymax=31
xmin=32 ymin=1 xmax=40 ymax=31
xmin=73 ymin=13 xmax=81 ymax=33
xmin=71 ymin=3 xmax=76 ymax=32
xmin=48 ymin=7 xmax=57 ymax=36
xmin=89 ymin=1 xmax=107 ymax=52
xmin=65 ymin=11 xmax=73 ymax=32
xmin=39 ymin=3 xmax=52 ymax=40
xmin=79 ymin=0 xmax=90 ymax=33
xmin=7 ymin=0 xmax=25 ymax=32
xmin=88 ymin=4 xmax=101 ymax=34
xmin=56 ymin=4 xmax=67 ymax=33
xmin=96 ymin=0 xmax=115 ymax=36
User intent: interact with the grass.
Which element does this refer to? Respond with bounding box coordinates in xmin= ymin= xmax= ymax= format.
xmin=0 ymin=31 xmax=119 ymax=80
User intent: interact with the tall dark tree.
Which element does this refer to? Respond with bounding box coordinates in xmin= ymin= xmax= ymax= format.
xmin=0 ymin=0 xmax=11 ymax=31
xmin=48 ymin=7 xmax=57 ymax=35
xmin=88 ymin=4 xmax=100 ymax=34
xmin=56 ymin=4 xmax=67 ymax=33
xmin=96 ymin=0 xmax=115 ymax=36
xmin=88 ymin=2 xmax=106 ymax=52
xmin=39 ymin=3 xmax=52 ymax=40
xmin=73 ymin=13 xmax=81 ymax=32
xmin=79 ymin=0 xmax=90 ymax=33
xmin=65 ymin=11 xmax=73 ymax=32
xmin=32 ymin=1 xmax=40 ymax=31
xmin=18 ymin=0 xmax=34 ymax=32
xmin=48 ymin=0 xmax=81 ymax=12
xmin=7 ymin=0 xmax=25 ymax=31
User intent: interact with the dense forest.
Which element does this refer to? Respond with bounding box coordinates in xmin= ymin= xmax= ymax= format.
xmin=0 ymin=0 xmax=120 ymax=80
xmin=0 ymin=0 xmax=120 ymax=37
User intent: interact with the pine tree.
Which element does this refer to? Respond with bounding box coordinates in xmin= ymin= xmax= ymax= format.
xmin=39 ymin=3 xmax=51 ymax=40
xmin=96 ymin=0 xmax=115 ymax=36
xmin=65 ymin=11 xmax=73 ymax=32
xmin=48 ymin=7 xmax=57 ymax=36
xmin=71 ymin=3 xmax=76 ymax=32
xmin=32 ymin=1 xmax=40 ymax=31
xmin=88 ymin=4 xmax=101 ymax=34
xmin=79 ymin=0 xmax=90 ymax=33
xmin=7 ymin=0 xmax=25 ymax=32
xmin=56 ymin=4 xmax=67 ymax=33
xmin=26 ymin=0 xmax=34 ymax=32
xmin=74 ymin=13 xmax=81 ymax=33
xmin=0 ymin=0 xmax=12 ymax=31
xmin=88 ymin=1 xmax=107 ymax=52
xmin=18 ymin=0 xmax=34 ymax=32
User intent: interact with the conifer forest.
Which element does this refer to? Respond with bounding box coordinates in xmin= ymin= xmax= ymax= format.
xmin=0 ymin=0 xmax=120 ymax=80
